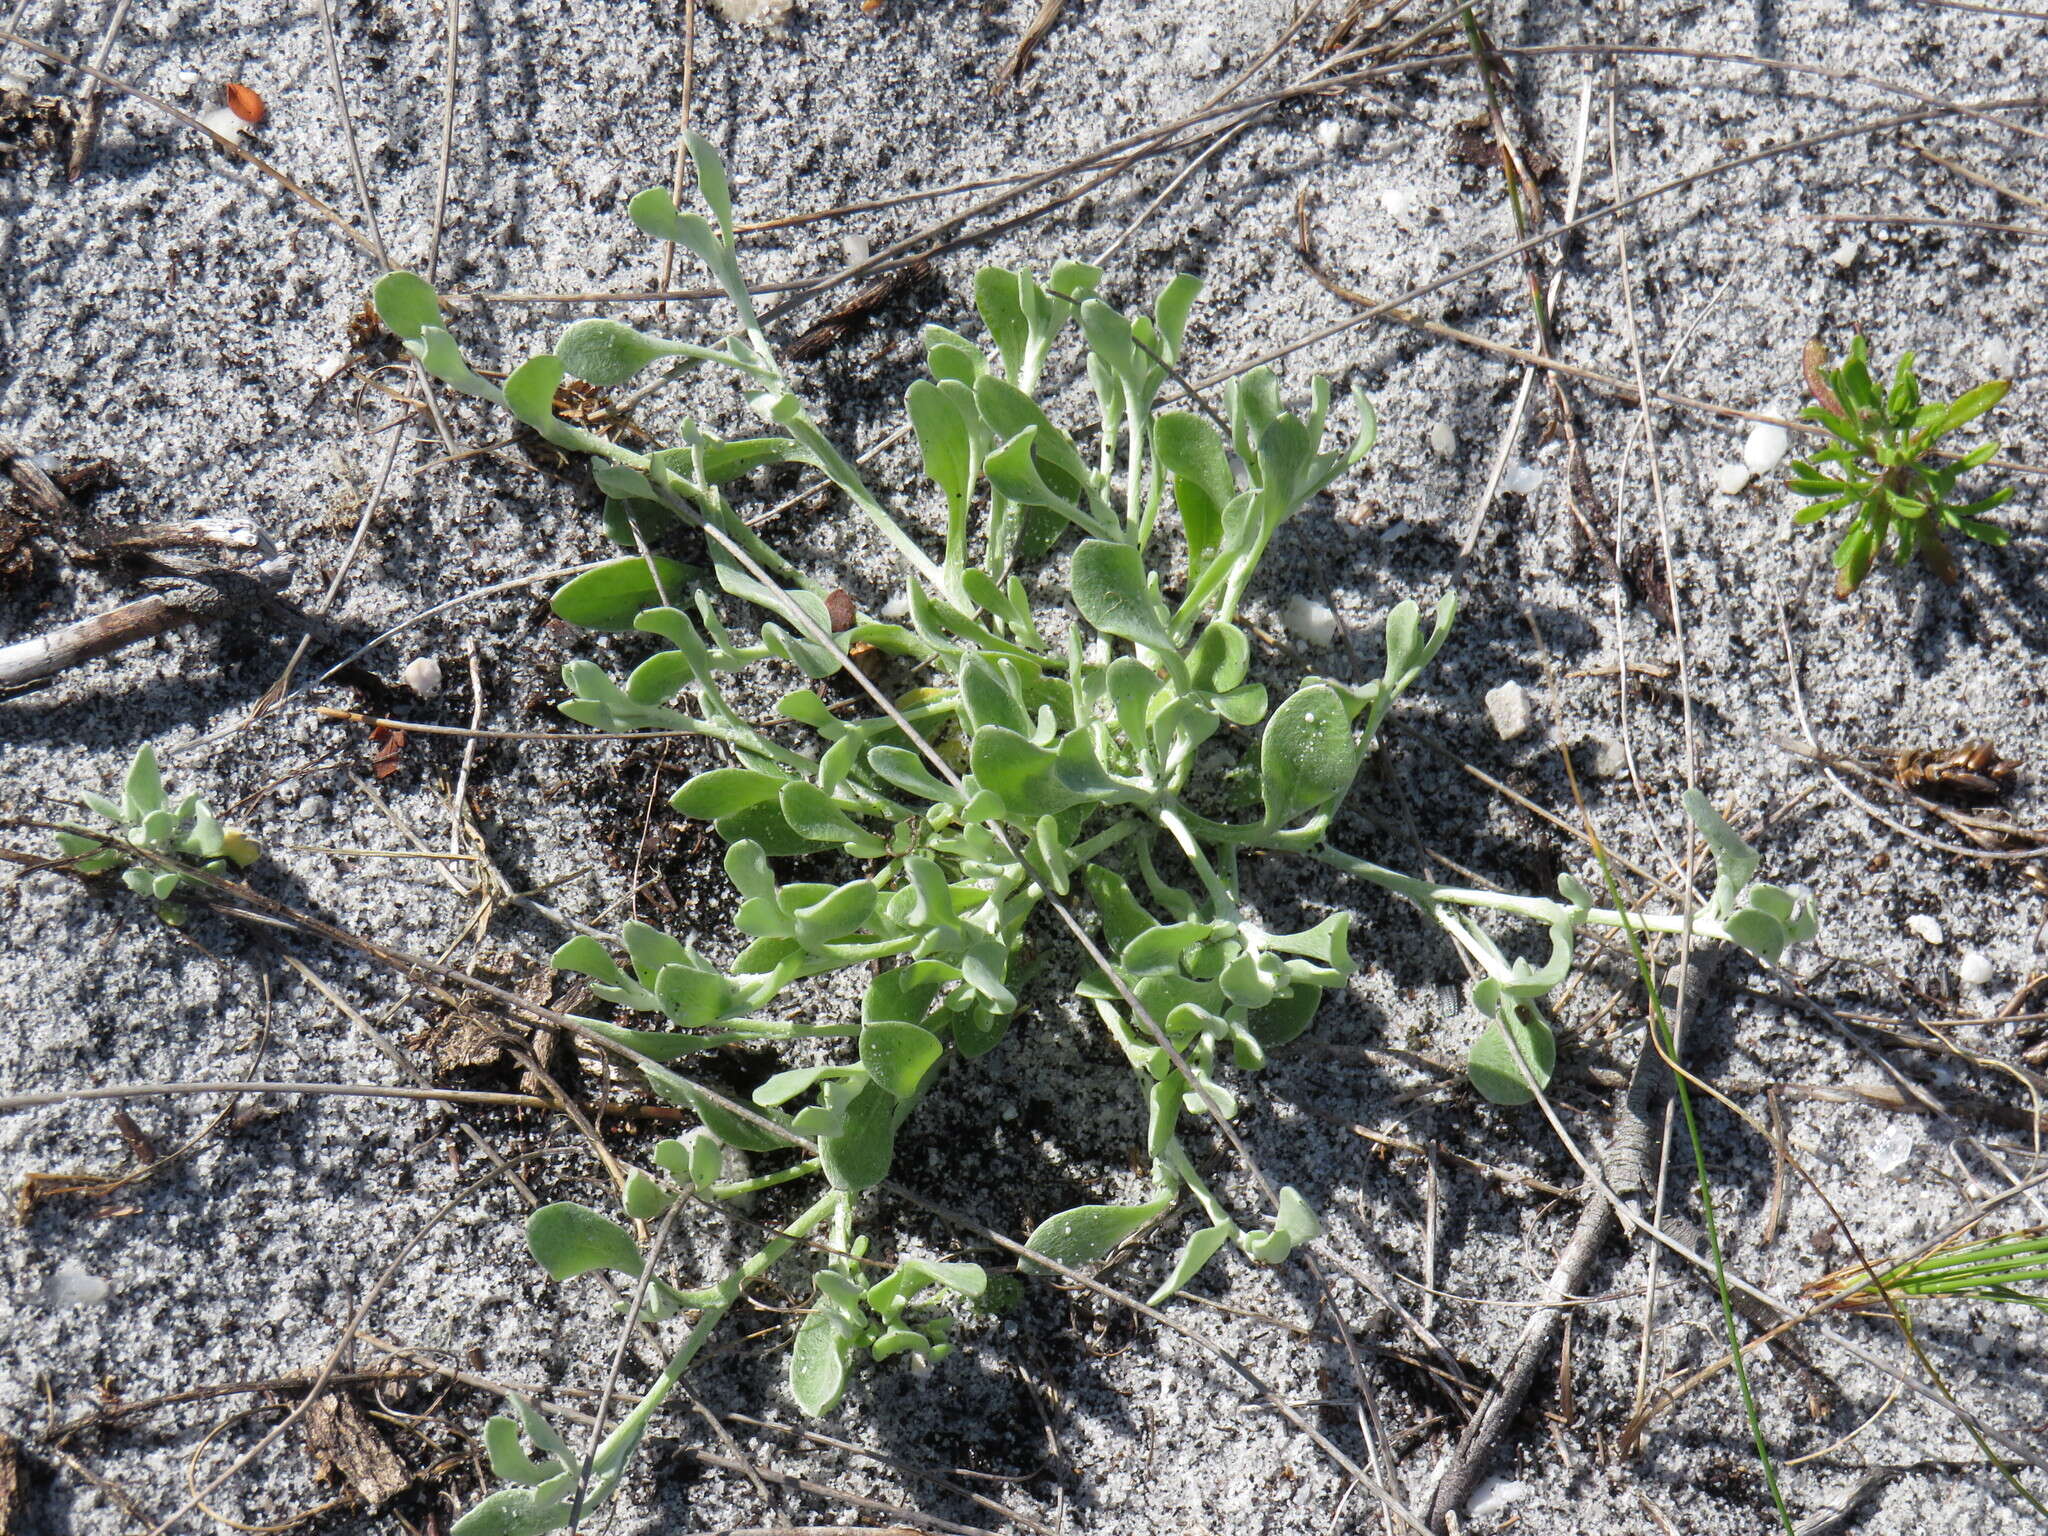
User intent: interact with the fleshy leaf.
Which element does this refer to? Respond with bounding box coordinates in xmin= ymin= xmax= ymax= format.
xmin=552 ymin=558 xmax=699 ymax=630
xmin=1070 ymin=541 xmax=1182 ymax=682
xmin=1260 ymin=684 xmax=1357 ymax=824
xmin=1020 ymin=1195 xmax=1173 ymax=1275
xmin=526 ymin=1203 xmax=642 ymax=1282
xmin=1467 ymin=1003 xmax=1557 ymax=1106
xmin=1147 ymin=1222 xmax=1235 ymax=1306
xmin=859 ymin=1020 xmax=943 ymax=1100
xmin=789 ymin=1302 xmax=855 ymax=1416
xmin=372 ymin=270 xmax=444 ymax=339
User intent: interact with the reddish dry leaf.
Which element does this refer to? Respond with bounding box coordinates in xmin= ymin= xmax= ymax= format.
xmin=223 ymin=82 xmax=266 ymax=125
xmin=111 ymin=1110 xmax=157 ymax=1165
xmin=1802 ymin=338 xmax=1841 ymax=415
xmin=368 ymin=724 xmax=406 ymax=780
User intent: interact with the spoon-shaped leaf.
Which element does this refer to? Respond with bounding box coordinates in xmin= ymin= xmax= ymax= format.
xmin=526 ymin=1202 xmax=642 ymax=1282
xmin=552 ymin=557 xmax=699 ymax=630
xmin=860 ymin=1020 xmax=943 ymax=1100
xmin=1467 ymin=1002 xmax=1557 ymax=1106
xmin=1260 ymin=683 xmax=1357 ymax=824
xmin=1021 ymin=1194 xmax=1174 ymax=1274
xmin=1070 ymin=541 xmax=1187 ymax=686
xmin=372 ymin=270 xmax=444 ymax=339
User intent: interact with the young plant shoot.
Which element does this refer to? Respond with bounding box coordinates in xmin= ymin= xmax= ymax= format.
xmin=372 ymin=134 xmax=1817 ymax=1536
xmin=52 ymin=746 xmax=260 ymax=923
xmin=1788 ymin=336 xmax=2013 ymax=595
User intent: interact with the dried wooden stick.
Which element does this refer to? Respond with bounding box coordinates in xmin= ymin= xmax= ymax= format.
xmin=1424 ymin=951 xmax=1724 ymax=1527
xmin=0 ymin=560 xmax=287 ymax=690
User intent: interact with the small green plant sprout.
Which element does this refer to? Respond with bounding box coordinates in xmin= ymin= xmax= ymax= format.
xmin=1807 ymin=1225 xmax=2048 ymax=1316
xmin=53 ymin=746 xmax=260 ymax=923
xmin=1788 ymin=335 xmax=2014 ymax=595
xmin=374 ymin=133 xmax=1819 ymax=1536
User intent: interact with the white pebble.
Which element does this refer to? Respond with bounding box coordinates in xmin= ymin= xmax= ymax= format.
xmin=1316 ymin=119 xmax=1345 ymax=151
xmin=1713 ymin=462 xmax=1752 ymax=496
xmin=1581 ymin=736 xmax=1628 ymax=778
xmin=1743 ymin=422 xmax=1791 ymax=476
xmin=1869 ymin=1124 xmax=1915 ymax=1177
xmin=1177 ymin=30 xmax=1223 ymax=76
xmin=40 ymin=1261 xmax=110 ymax=1309
xmin=1983 ymin=337 xmax=2015 ymax=378
xmin=198 ymin=106 xmax=246 ymax=142
xmin=1282 ymin=595 xmax=1336 ymax=647
xmin=402 ymin=656 xmax=443 ymax=697
xmin=841 ymin=233 xmax=871 ymax=267
xmin=709 ymin=0 xmax=793 ymax=27
xmin=1905 ymin=913 xmax=1944 ymax=947
xmin=1428 ymin=421 xmax=1457 ymax=460
xmin=1959 ymin=950 xmax=1995 ymax=988
xmin=1830 ymin=238 xmax=1861 ymax=271
xmin=1485 ymin=681 xmax=1533 ymax=741
xmin=1500 ymin=462 xmax=1543 ymax=496
xmin=1380 ymin=187 xmax=1419 ymax=223
xmin=1467 ymin=1477 xmax=1529 ymax=1518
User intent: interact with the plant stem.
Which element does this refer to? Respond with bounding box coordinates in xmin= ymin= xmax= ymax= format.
xmin=588 ymin=1188 xmax=841 ymax=1473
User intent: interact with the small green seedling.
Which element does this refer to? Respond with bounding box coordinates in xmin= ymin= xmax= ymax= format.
xmin=372 ymin=133 xmax=1819 ymax=1536
xmin=53 ymin=746 xmax=260 ymax=923
xmin=1788 ymin=336 xmax=2013 ymax=595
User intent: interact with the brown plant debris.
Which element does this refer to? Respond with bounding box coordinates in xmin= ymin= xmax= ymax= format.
xmin=300 ymin=1385 xmax=411 ymax=1508
xmin=0 ymin=86 xmax=73 ymax=167
xmin=1884 ymin=740 xmax=2020 ymax=803
xmin=787 ymin=256 xmax=936 ymax=363
xmin=0 ymin=1431 xmax=22 ymax=1533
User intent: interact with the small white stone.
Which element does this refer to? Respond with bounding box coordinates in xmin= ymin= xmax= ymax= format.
xmin=1485 ymin=681 xmax=1533 ymax=741
xmin=708 ymin=0 xmax=793 ymax=28
xmin=1743 ymin=422 xmax=1791 ymax=476
xmin=401 ymin=656 xmax=443 ymax=697
xmin=1282 ymin=595 xmax=1336 ymax=647
xmin=1983 ymin=337 xmax=2015 ymax=378
xmin=1428 ymin=421 xmax=1457 ymax=460
xmin=1380 ymin=187 xmax=1419 ymax=223
xmin=1830 ymin=238 xmax=1861 ymax=271
xmin=1905 ymin=913 xmax=1944 ymax=947
xmin=1466 ymin=1477 xmax=1529 ymax=1518
xmin=1581 ymin=736 xmax=1628 ymax=778
xmin=1869 ymin=1124 xmax=1915 ymax=1177
xmin=1177 ymin=30 xmax=1223 ymax=76
xmin=841 ymin=233 xmax=871 ymax=267
xmin=1500 ymin=462 xmax=1543 ymax=496
xmin=40 ymin=1261 xmax=110 ymax=1309
xmin=1713 ymin=462 xmax=1752 ymax=496
xmin=1959 ymin=950 xmax=1995 ymax=988
xmin=198 ymin=106 xmax=246 ymax=142
xmin=1316 ymin=118 xmax=1345 ymax=151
